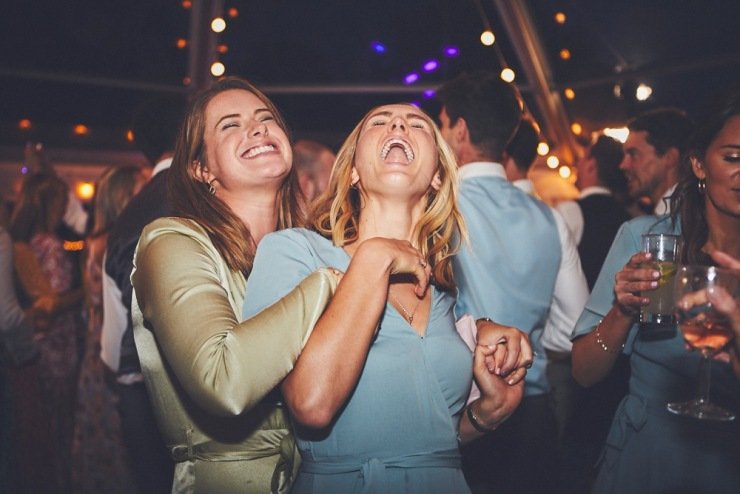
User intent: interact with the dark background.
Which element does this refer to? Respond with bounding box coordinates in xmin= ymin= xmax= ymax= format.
xmin=1 ymin=0 xmax=739 ymax=154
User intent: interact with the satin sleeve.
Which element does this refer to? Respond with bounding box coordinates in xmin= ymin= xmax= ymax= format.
xmin=131 ymin=218 xmax=338 ymax=417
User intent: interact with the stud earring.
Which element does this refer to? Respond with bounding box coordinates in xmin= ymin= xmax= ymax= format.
xmin=697 ymin=178 xmax=706 ymax=194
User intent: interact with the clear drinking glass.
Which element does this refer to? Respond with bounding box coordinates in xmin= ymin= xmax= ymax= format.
xmin=667 ymin=265 xmax=739 ymax=421
xmin=639 ymin=234 xmax=681 ymax=340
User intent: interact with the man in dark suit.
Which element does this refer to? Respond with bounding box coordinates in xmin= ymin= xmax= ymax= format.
xmin=101 ymin=95 xmax=184 ymax=494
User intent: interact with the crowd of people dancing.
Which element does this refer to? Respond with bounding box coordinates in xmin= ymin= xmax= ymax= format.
xmin=1 ymin=73 xmax=739 ymax=494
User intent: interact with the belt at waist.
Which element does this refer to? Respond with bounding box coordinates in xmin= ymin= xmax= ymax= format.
xmin=300 ymin=448 xmax=461 ymax=490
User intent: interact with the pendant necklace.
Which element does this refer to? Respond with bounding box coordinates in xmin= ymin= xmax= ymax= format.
xmin=389 ymin=287 xmax=423 ymax=324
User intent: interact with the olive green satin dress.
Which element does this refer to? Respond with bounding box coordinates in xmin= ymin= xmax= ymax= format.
xmin=131 ymin=218 xmax=337 ymax=493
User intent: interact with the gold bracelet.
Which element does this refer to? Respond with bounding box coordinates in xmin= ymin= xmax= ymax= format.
xmin=594 ymin=320 xmax=624 ymax=354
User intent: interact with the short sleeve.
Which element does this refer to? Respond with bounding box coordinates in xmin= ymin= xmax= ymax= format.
xmin=571 ymin=219 xmax=643 ymax=344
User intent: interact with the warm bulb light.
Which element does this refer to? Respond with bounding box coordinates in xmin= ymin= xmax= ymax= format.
xmin=18 ymin=118 xmax=32 ymax=130
xmin=211 ymin=17 xmax=226 ymax=33
xmin=570 ymin=122 xmax=583 ymax=135
xmin=554 ymin=12 xmax=566 ymax=24
xmin=500 ymin=68 xmax=515 ymax=82
xmin=210 ymin=62 xmax=225 ymax=77
xmin=537 ymin=142 xmax=550 ymax=156
xmin=228 ymin=8 xmax=238 ymax=18
xmin=559 ymin=166 xmax=572 ymax=179
xmin=126 ymin=130 xmax=134 ymax=142
xmin=564 ymin=88 xmax=575 ymax=100
xmin=217 ymin=44 xmax=228 ymax=54
xmin=636 ymin=83 xmax=653 ymax=101
xmin=181 ymin=0 xmax=192 ymax=9
xmin=76 ymin=182 xmax=95 ymax=201
xmin=546 ymin=155 xmax=560 ymax=168
xmin=480 ymin=30 xmax=495 ymax=46
xmin=74 ymin=124 xmax=89 ymax=136
xmin=176 ymin=38 xmax=187 ymax=49
xmin=559 ymin=49 xmax=571 ymax=60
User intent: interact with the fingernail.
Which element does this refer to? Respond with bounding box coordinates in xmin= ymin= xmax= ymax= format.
xmin=495 ymin=367 xmax=501 ymax=375
xmin=650 ymin=281 xmax=658 ymax=288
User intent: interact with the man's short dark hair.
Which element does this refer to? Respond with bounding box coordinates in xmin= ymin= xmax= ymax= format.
xmin=130 ymin=94 xmax=186 ymax=165
xmin=437 ymin=71 xmax=522 ymax=161
xmin=506 ymin=118 xmax=539 ymax=173
xmin=627 ymin=107 xmax=694 ymax=157
xmin=590 ymin=134 xmax=626 ymax=194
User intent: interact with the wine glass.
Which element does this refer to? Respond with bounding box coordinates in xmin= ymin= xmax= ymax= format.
xmin=667 ymin=265 xmax=739 ymax=421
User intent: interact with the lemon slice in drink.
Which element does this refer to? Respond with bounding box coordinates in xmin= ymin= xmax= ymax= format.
xmin=656 ymin=261 xmax=677 ymax=286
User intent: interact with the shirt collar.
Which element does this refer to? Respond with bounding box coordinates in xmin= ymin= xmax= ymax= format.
xmin=654 ymin=183 xmax=677 ymax=215
xmin=457 ymin=161 xmax=506 ymax=181
xmin=579 ymin=186 xmax=611 ymax=199
xmin=151 ymin=157 xmax=173 ymax=177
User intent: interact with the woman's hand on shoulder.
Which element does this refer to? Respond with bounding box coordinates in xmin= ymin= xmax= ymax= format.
xmin=352 ymin=237 xmax=431 ymax=296
xmin=614 ymin=251 xmax=659 ymax=317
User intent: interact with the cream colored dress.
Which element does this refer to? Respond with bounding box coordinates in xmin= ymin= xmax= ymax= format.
xmin=131 ymin=217 xmax=337 ymax=493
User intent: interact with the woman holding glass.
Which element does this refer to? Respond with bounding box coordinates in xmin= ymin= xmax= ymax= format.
xmin=571 ymin=90 xmax=740 ymax=492
xmin=242 ymin=103 xmax=532 ymax=493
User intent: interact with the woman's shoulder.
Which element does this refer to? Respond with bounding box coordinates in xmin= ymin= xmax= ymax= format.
xmin=622 ymin=214 xmax=677 ymax=235
xmin=136 ymin=217 xmax=218 ymax=261
xmin=261 ymin=227 xmax=332 ymax=251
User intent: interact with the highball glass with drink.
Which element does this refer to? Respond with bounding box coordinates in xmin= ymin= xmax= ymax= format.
xmin=667 ymin=265 xmax=739 ymax=421
xmin=639 ymin=234 xmax=681 ymax=339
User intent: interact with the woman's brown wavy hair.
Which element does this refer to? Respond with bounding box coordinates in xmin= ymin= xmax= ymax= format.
xmin=309 ymin=103 xmax=466 ymax=291
xmin=168 ymin=77 xmax=305 ymax=274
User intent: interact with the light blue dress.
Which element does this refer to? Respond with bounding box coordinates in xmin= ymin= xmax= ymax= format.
xmin=572 ymin=215 xmax=740 ymax=494
xmin=243 ymin=228 xmax=473 ymax=494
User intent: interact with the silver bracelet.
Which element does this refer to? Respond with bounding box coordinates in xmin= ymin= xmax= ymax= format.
xmin=594 ymin=320 xmax=624 ymax=354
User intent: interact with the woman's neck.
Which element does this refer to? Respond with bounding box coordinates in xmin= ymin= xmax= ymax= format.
xmin=354 ymin=196 xmax=426 ymax=245
xmin=224 ymin=191 xmax=279 ymax=246
xmin=704 ymin=207 xmax=740 ymax=259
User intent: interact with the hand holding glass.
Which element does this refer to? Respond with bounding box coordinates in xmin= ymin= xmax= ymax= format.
xmin=639 ymin=234 xmax=681 ymax=338
xmin=667 ymin=265 xmax=739 ymax=421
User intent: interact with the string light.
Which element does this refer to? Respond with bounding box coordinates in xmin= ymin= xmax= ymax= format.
xmin=403 ymin=72 xmax=419 ymax=84
xmin=423 ymin=59 xmax=439 ymax=72
xmin=559 ymin=166 xmax=572 ymax=179
xmin=636 ymin=83 xmax=653 ymax=101
xmin=570 ymin=122 xmax=582 ymax=135
xmin=537 ymin=142 xmax=550 ymax=156
xmin=554 ymin=12 xmax=566 ymax=24
xmin=75 ymin=182 xmax=95 ymax=201
xmin=443 ymin=46 xmax=460 ymax=57
xmin=217 ymin=44 xmax=228 ymax=54
xmin=500 ymin=68 xmax=515 ymax=82
xmin=210 ymin=62 xmax=225 ymax=77
xmin=18 ymin=118 xmax=32 ymax=130
xmin=73 ymin=124 xmax=89 ymax=136
xmin=211 ymin=17 xmax=226 ymax=33
xmin=181 ymin=0 xmax=192 ymax=9
xmin=480 ymin=30 xmax=495 ymax=46
xmin=564 ymin=88 xmax=575 ymax=99
xmin=176 ymin=38 xmax=187 ymax=49
xmin=126 ymin=130 xmax=134 ymax=142
xmin=227 ymin=7 xmax=238 ymax=18
xmin=559 ymin=49 xmax=571 ymax=60
xmin=371 ymin=41 xmax=386 ymax=53
xmin=546 ymin=155 xmax=560 ymax=168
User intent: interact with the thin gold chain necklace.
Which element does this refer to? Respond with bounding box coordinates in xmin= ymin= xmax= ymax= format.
xmin=389 ymin=287 xmax=423 ymax=324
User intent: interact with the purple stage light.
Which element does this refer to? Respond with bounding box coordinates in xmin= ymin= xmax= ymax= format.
xmin=423 ymin=59 xmax=439 ymax=72
xmin=371 ymin=41 xmax=386 ymax=53
xmin=423 ymin=89 xmax=436 ymax=99
xmin=404 ymin=72 xmax=419 ymax=84
xmin=21 ymin=166 xmax=28 ymax=174
xmin=443 ymin=46 xmax=460 ymax=57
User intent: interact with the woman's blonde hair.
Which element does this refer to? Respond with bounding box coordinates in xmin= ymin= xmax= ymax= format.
xmin=168 ymin=77 xmax=305 ymax=274
xmin=310 ymin=103 xmax=466 ymax=291
xmin=91 ymin=165 xmax=142 ymax=237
